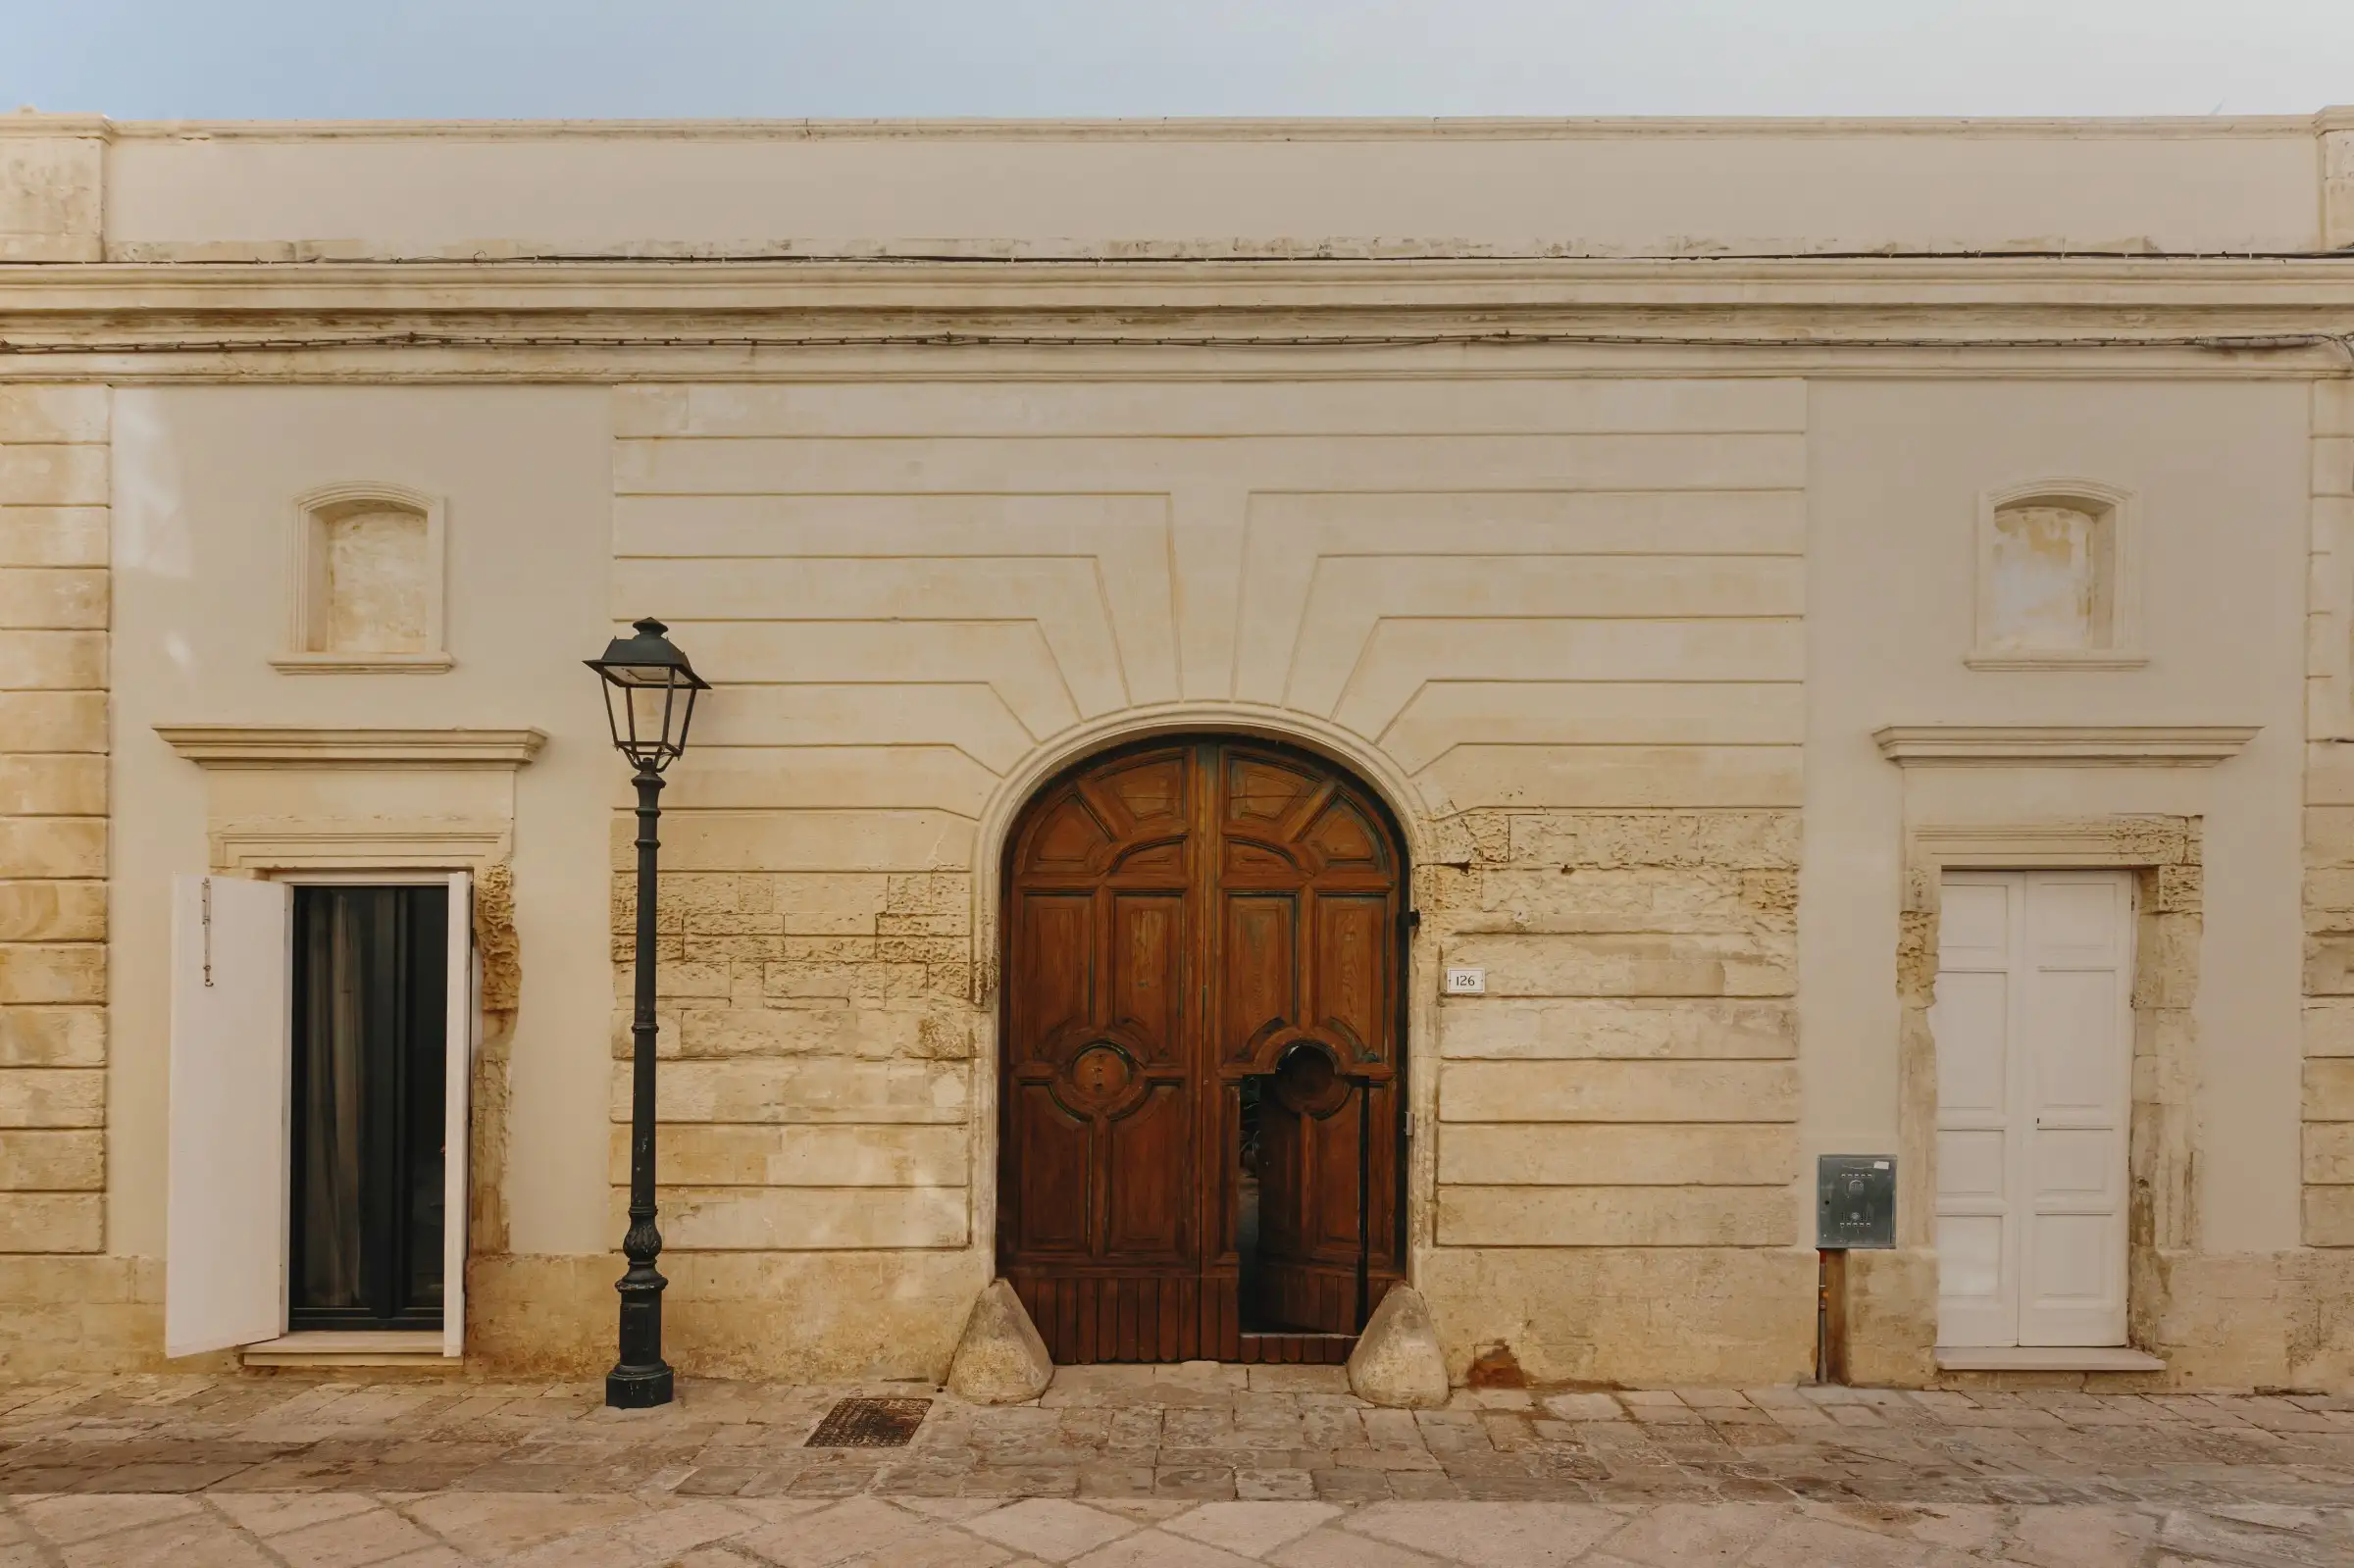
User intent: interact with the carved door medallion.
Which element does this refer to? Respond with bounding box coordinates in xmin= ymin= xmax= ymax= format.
xmin=998 ymin=736 xmax=1406 ymax=1363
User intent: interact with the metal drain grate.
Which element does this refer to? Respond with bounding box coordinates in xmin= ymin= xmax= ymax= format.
xmin=804 ymin=1395 xmax=933 ymax=1448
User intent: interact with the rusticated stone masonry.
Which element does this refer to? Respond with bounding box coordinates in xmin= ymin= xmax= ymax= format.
xmin=2307 ymin=381 xmax=2354 ymax=1247
xmin=610 ymin=867 xmax=979 ymax=1254
xmin=0 ymin=384 xmax=133 ymax=1369
xmin=1418 ymin=806 xmax=1811 ymax=1387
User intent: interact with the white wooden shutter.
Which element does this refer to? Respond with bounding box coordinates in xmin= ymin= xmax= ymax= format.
xmin=167 ymin=874 xmax=292 ymax=1358
xmin=1931 ymin=875 xmax=2020 ymax=1348
xmin=444 ymin=871 xmax=473 ymax=1357
xmin=2018 ymin=872 xmax=2132 ymax=1347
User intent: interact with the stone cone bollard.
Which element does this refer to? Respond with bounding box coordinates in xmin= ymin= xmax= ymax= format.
xmin=1346 ymin=1284 xmax=1450 ymax=1408
xmin=946 ymin=1279 xmax=1054 ymax=1404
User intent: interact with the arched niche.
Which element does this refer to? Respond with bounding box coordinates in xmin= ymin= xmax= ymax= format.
xmin=1969 ymin=480 xmax=2145 ymax=671
xmin=275 ymin=481 xmax=452 ymax=674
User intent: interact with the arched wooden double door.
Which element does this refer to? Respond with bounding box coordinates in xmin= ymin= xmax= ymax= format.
xmin=998 ymin=735 xmax=1406 ymax=1363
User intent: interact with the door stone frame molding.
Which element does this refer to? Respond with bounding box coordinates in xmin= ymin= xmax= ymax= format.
xmin=1868 ymin=814 xmax=2204 ymax=1381
xmin=967 ymin=702 xmax=1439 ymax=1306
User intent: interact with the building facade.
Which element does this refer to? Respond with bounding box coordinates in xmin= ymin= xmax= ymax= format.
xmin=3 ymin=110 xmax=2353 ymax=1389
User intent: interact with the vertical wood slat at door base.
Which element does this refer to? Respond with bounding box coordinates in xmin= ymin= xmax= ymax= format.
xmin=998 ymin=736 xmax=1407 ymax=1363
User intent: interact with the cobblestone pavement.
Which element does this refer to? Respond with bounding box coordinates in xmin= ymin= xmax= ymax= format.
xmin=5 ymin=1367 xmax=2354 ymax=1564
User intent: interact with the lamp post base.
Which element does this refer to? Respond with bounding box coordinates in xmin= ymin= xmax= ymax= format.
xmin=605 ymin=1362 xmax=675 ymax=1409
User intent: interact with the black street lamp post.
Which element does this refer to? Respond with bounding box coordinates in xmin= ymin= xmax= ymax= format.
xmin=587 ymin=617 xmax=709 ymax=1410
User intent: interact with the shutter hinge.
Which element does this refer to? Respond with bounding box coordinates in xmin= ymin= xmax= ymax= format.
xmin=201 ymin=876 xmax=215 ymax=987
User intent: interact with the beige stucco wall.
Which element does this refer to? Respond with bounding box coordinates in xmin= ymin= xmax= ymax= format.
xmin=107 ymin=387 xmax=618 ymax=1278
xmin=1805 ymin=380 xmax=2316 ymax=1381
xmin=1805 ymin=379 xmax=2310 ymax=1237
xmin=2 ymin=111 xmax=2350 ymax=1387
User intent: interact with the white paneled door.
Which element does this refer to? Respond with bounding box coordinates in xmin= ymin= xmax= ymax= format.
xmin=1932 ymin=871 xmax=2134 ymax=1348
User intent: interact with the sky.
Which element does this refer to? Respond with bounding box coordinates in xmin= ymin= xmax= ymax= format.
xmin=1 ymin=0 xmax=2350 ymax=121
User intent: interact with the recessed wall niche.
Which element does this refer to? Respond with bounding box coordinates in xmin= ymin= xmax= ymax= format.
xmin=275 ymin=482 xmax=452 ymax=674
xmin=1968 ymin=480 xmax=2145 ymax=670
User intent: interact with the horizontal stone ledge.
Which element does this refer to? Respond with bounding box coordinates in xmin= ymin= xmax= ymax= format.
xmin=0 ymin=1250 xmax=150 ymax=1301
xmin=1438 ymin=997 xmax=1794 ymax=1061
xmin=0 ymin=509 xmax=109 ymax=570
xmin=0 ymin=1007 xmax=106 ymax=1068
xmin=0 ymin=772 xmax=110 ymax=800
xmin=610 ymin=1123 xmax=968 ymax=1187
xmin=2304 ymin=1186 xmax=2354 ymax=1246
xmin=0 ymin=882 xmax=106 ymax=943
xmin=0 ymin=1191 xmax=103 ymax=1252
xmin=1439 ymin=1186 xmax=1798 ymax=1248
xmin=0 ymin=1067 xmax=107 ymax=1126
xmin=2303 ymin=1059 xmax=2354 ymax=1120
xmin=0 ymin=692 xmax=107 ymax=751
xmin=0 ymin=388 xmax=108 ymax=445
xmin=1440 ymin=932 xmax=1794 ymax=1000
xmin=616 ymin=1058 xmax=971 ymax=1125
xmin=0 ymin=630 xmax=106 ymax=689
xmin=0 ymin=448 xmax=108 ymax=509
xmin=2304 ymin=1124 xmax=2354 ymax=1184
xmin=0 ymin=1129 xmax=104 ymax=1189
xmin=1439 ymin=1123 xmax=1795 ymax=1186
xmin=615 ymin=808 xmax=977 ymax=874
xmin=1439 ymin=1059 xmax=1797 ymax=1123
xmin=0 ymin=944 xmax=107 ymax=1006
xmin=609 ymin=1184 xmax=969 ymax=1250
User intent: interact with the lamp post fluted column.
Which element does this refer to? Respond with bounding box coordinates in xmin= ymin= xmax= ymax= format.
xmin=607 ymin=761 xmax=673 ymax=1408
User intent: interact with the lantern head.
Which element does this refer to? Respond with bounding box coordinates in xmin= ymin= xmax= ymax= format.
xmin=586 ymin=618 xmax=707 ymax=772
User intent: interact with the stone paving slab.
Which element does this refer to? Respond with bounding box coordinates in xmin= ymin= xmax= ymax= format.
xmin=3 ymin=1369 xmax=2354 ymax=1562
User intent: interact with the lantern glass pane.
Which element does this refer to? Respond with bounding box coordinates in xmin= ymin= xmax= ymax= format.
xmin=627 ymin=683 xmax=674 ymax=754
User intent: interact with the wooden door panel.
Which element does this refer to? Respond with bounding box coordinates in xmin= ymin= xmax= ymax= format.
xmin=1313 ymin=895 xmax=1388 ymax=1060
xmin=1098 ymin=754 xmax=1188 ymax=828
xmin=1011 ymin=895 xmax=1094 ymax=1049
xmin=1109 ymin=894 xmax=1184 ymax=1063
xmin=1026 ymin=796 xmax=1116 ymax=872
xmin=1304 ymin=798 xmax=1385 ymax=869
xmin=1002 ymin=736 xmax=1402 ymax=1363
xmin=1103 ymin=1084 xmax=1190 ymax=1258
xmin=1223 ymin=893 xmax=1299 ymax=1065
xmin=1012 ymin=1087 xmax=1092 ymax=1255
xmin=1227 ymin=756 xmax=1318 ymax=826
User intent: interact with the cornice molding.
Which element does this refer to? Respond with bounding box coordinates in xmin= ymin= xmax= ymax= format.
xmin=9 ymin=254 xmax=2354 ymax=308
xmin=1873 ymin=724 xmax=2260 ymax=767
xmin=157 ymin=725 xmax=547 ymax=769
xmin=3 ymin=256 xmax=2349 ymax=381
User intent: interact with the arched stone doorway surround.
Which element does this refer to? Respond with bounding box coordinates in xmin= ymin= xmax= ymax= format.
xmin=966 ymin=704 xmax=1439 ymax=1360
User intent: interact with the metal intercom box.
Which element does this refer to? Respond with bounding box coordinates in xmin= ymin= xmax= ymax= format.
xmin=1817 ymin=1154 xmax=1896 ymax=1249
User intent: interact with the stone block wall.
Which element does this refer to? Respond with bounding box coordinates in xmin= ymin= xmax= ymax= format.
xmin=0 ymin=384 xmax=121 ymax=1369
xmin=1424 ymin=807 xmax=1809 ymax=1383
xmin=2307 ymin=381 xmax=2354 ymax=1247
xmin=594 ymin=377 xmax=1810 ymax=1384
